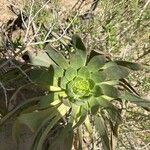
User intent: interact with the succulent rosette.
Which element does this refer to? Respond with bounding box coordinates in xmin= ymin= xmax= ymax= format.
xmin=39 ymin=35 xmax=131 ymax=111
xmin=1 ymin=35 xmax=149 ymax=150
xmin=60 ymin=51 xmax=108 ymax=104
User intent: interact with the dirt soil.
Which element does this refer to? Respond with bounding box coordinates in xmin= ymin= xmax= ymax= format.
xmin=59 ymin=0 xmax=94 ymax=12
xmin=0 ymin=0 xmax=16 ymax=26
xmin=0 ymin=0 xmax=95 ymax=25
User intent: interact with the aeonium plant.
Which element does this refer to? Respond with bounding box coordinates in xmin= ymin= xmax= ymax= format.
xmin=0 ymin=35 xmax=150 ymax=150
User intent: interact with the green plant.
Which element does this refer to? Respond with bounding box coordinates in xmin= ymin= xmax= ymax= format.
xmin=0 ymin=35 xmax=149 ymax=150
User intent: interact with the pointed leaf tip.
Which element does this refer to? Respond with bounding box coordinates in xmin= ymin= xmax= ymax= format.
xmin=104 ymin=62 xmax=130 ymax=80
xmin=120 ymin=91 xmax=150 ymax=110
xmin=46 ymin=45 xmax=69 ymax=69
xmin=72 ymin=34 xmax=86 ymax=51
xmin=95 ymin=115 xmax=111 ymax=150
xmin=87 ymin=55 xmax=106 ymax=72
xmin=115 ymin=61 xmax=142 ymax=71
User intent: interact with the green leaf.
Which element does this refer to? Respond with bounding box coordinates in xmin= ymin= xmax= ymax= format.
xmin=46 ymin=45 xmax=69 ymax=69
xmin=48 ymin=124 xmax=73 ymax=150
xmin=115 ymin=61 xmax=142 ymax=71
xmin=34 ymin=115 xmax=60 ymax=150
xmin=67 ymin=81 xmax=75 ymax=98
xmin=91 ymin=71 xmax=106 ymax=83
xmin=96 ymin=97 xmax=122 ymax=123
xmin=60 ymin=76 xmax=68 ymax=89
xmin=102 ymin=62 xmax=117 ymax=69
xmin=50 ymin=65 xmax=64 ymax=87
xmin=31 ymin=109 xmax=62 ymax=150
xmin=99 ymin=80 xmax=119 ymax=85
xmin=71 ymin=34 xmax=87 ymax=65
xmin=0 ymin=97 xmax=40 ymax=126
xmin=96 ymin=97 xmax=112 ymax=108
xmin=78 ymin=66 xmax=90 ymax=79
xmin=87 ymin=55 xmax=106 ymax=72
xmin=53 ymin=64 xmax=64 ymax=78
xmin=69 ymin=103 xmax=80 ymax=123
xmin=72 ymin=34 xmax=86 ymax=51
xmin=77 ymin=49 xmax=87 ymax=66
xmin=88 ymin=79 xmax=95 ymax=89
xmin=70 ymin=53 xmax=84 ymax=69
xmin=29 ymin=67 xmax=53 ymax=85
xmin=18 ymin=108 xmax=55 ymax=132
xmin=35 ymin=104 xmax=69 ymax=150
xmin=100 ymin=84 xmax=119 ymax=98
xmin=119 ymin=79 xmax=139 ymax=95
xmin=73 ymin=104 xmax=88 ymax=129
xmin=12 ymin=119 xmax=21 ymax=144
xmin=0 ymin=100 xmax=7 ymax=116
xmin=65 ymin=67 xmax=77 ymax=81
xmin=104 ymin=62 xmax=130 ymax=80
xmin=73 ymin=114 xmax=87 ymax=129
xmin=77 ymin=126 xmax=83 ymax=150
xmin=27 ymin=51 xmax=52 ymax=67
xmin=47 ymin=86 xmax=61 ymax=92
xmin=88 ymin=97 xmax=99 ymax=115
xmin=93 ymin=85 xmax=103 ymax=97
xmin=38 ymin=93 xmax=59 ymax=109
xmin=95 ymin=115 xmax=111 ymax=150
xmin=120 ymin=91 xmax=150 ymax=110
